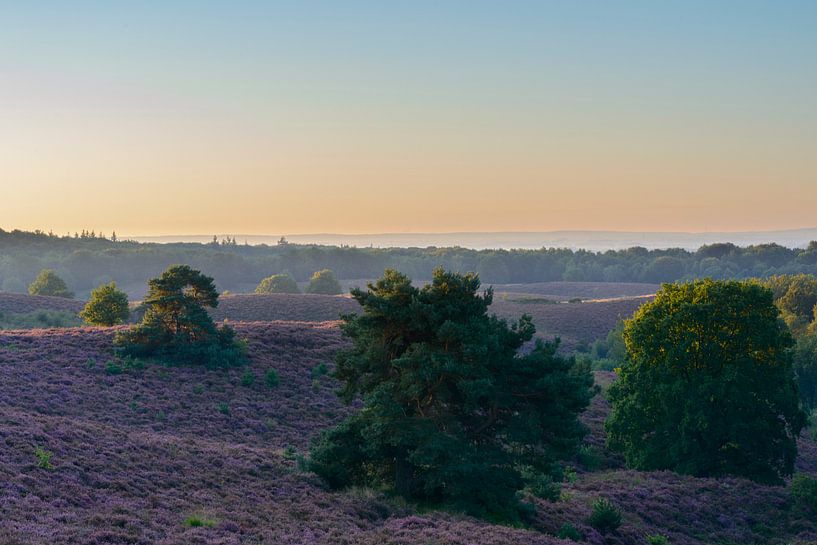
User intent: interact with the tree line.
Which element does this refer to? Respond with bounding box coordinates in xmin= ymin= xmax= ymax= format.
xmin=3 ymin=228 xmax=817 ymax=295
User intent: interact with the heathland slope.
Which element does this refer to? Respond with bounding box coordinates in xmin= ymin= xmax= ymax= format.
xmin=1 ymin=323 xmax=815 ymax=544
xmin=0 ymin=292 xmax=84 ymax=315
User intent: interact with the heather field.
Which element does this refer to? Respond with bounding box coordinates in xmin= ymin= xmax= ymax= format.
xmin=0 ymin=293 xmax=84 ymax=315
xmin=2 ymin=323 xmax=816 ymax=544
xmin=208 ymin=290 xmax=650 ymax=352
xmin=209 ymin=294 xmax=360 ymax=323
xmin=490 ymin=282 xmax=658 ymax=302
xmin=490 ymin=297 xmax=650 ymax=352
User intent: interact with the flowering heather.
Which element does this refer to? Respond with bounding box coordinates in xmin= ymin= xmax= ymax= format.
xmin=0 ymin=292 xmax=84 ymax=315
xmin=490 ymin=297 xmax=649 ymax=352
xmin=1 ymin=322 xmax=816 ymax=544
xmin=209 ymin=293 xmax=360 ymax=323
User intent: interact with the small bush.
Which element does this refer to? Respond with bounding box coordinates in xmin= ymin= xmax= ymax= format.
xmin=80 ymin=282 xmax=129 ymax=326
xmin=520 ymin=466 xmax=560 ymax=501
xmin=255 ymin=273 xmax=299 ymax=294
xmin=306 ymin=269 xmax=342 ymax=295
xmin=184 ymin=515 xmax=216 ymax=528
xmin=311 ymin=362 xmax=328 ymax=379
xmin=587 ymin=497 xmax=622 ymax=534
xmin=646 ymin=534 xmax=669 ymax=545
xmin=105 ymin=360 xmax=123 ymax=375
xmin=791 ymin=473 xmax=817 ymax=514
xmin=240 ymin=369 xmax=255 ymax=387
xmin=34 ymin=445 xmax=53 ymax=469
xmin=217 ymin=402 xmax=230 ymax=415
xmin=557 ymin=522 xmax=583 ymax=541
xmin=577 ymin=445 xmax=603 ymax=471
xmin=28 ymin=269 xmax=73 ymax=298
xmin=265 ymin=368 xmax=280 ymax=388
xmin=193 ymin=383 xmax=205 ymax=395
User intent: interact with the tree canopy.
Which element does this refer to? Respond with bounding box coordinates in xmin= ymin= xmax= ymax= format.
xmin=305 ymin=269 xmax=342 ymax=295
xmin=605 ymin=279 xmax=806 ymax=484
xmin=114 ymin=265 xmax=245 ymax=366
xmin=80 ymin=282 xmax=129 ymax=326
xmin=255 ymin=273 xmax=299 ymax=294
xmin=28 ymin=269 xmax=74 ymax=298
xmin=309 ymin=268 xmax=595 ymax=521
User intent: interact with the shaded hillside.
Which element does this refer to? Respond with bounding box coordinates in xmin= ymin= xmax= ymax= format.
xmin=491 ymin=282 xmax=658 ymax=301
xmin=0 ymin=292 xmax=84 ymax=315
xmin=209 ymin=294 xmax=360 ymax=323
xmin=1 ymin=324 xmax=815 ymax=544
xmin=491 ymin=297 xmax=651 ymax=351
xmin=207 ymin=292 xmax=649 ymax=352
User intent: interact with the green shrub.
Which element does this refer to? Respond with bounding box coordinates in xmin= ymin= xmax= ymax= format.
xmin=28 ymin=269 xmax=73 ymax=298
xmin=193 ymin=383 xmax=205 ymax=395
xmin=240 ymin=369 xmax=255 ymax=387
xmin=557 ymin=522 xmax=583 ymax=541
xmin=105 ymin=360 xmax=122 ymax=375
xmin=520 ymin=466 xmax=560 ymax=501
xmin=80 ymin=282 xmax=129 ymax=326
xmin=217 ymin=402 xmax=230 ymax=415
xmin=34 ymin=445 xmax=54 ymax=469
xmin=791 ymin=473 xmax=817 ymax=514
xmin=587 ymin=497 xmax=622 ymax=534
xmin=646 ymin=534 xmax=670 ymax=545
xmin=265 ymin=368 xmax=280 ymax=388
xmin=114 ymin=265 xmax=246 ymax=367
xmin=255 ymin=273 xmax=300 ymax=294
xmin=306 ymin=269 xmax=342 ymax=295
xmin=311 ymin=362 xmax=328 ymax=379
xmin=184 ymin=515 xmax=216 ymax=528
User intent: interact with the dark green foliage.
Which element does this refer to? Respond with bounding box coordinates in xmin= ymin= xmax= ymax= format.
xmin=606 ymin=279 xmax=806 ymax=484
xmin=28 ymin=269 xmax=73 ymax=298
xmin=80 ymin=282 xmax=129 ymax=326
xmin=217 ymin=402 xmax=230 ymax=415
xmin=309 ymin=268 xmax=595 ymax=521
xmin=793 ymin=335 xmax=817 ymax=411
xmin=5 ymin=228 xmax=817 ymax=291
xmin=184 ymin=516 xmax=216 ymax=528
xmin=591 ymin=321 xmax=625 ymax=360
xmin=758 ymin=274 xmax=817 ymax=336
xmin=264 ymin=368 xmax=280 ymax=388
xmin=310 ymin=362 xmax=328 ymax=379
xmin=646 ymin=534 xmax=670 ymax=545
xmin=790 ymin=473 xmax=817 ymax=515
xmin=556 ymin=522 xmax=583 ymax=541
xmin=587 ymin=497 xmax=622 ymax=534
xmin=34 ymin=445 xmax=54 ymax=469
xmin=114 ymin=265 xmax=246 ymax=367
xmin=240 ymin=369 xmax=255 ymax=387
xmin=255 ymin=273 xmax=300 ymax=294
xmin=0 ymin=310 xmax=81 ymax=330
xmin=305 ymin=269 xmax=342 ymax=295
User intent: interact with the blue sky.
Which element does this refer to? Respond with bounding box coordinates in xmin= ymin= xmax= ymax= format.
xmin=1 ymin=1 xmax=816 ymax=235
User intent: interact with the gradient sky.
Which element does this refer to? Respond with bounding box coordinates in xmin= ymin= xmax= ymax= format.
xmin=1 ymin=1 xmax=816 ymax=236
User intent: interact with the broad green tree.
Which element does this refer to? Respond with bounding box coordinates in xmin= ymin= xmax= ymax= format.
xmin=28 ymin=269 xmax=74 ymax=298
xmin=310 ymin=268 xmax=595 ymax=520
xmin=305 ymin=269 xmax=342 ymax=295
xmin=255 ymin=273 xmax=299 ymax=294
xmin=606 ymin=279 xmax=806 ymax=484
xmin=114 ymin=265 xmax=244 ymax=366
xmin=793 ymin=335 xmax=817 ymax=412
xmin=80 ymin=282 xmax=129 ymax=326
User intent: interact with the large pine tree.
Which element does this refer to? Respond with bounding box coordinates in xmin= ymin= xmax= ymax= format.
xmin=310 ymin=268 xmax=595 ymax=520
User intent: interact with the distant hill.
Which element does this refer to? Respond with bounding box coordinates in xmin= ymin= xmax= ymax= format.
xmin=129 ymin=228 xmax=817 ymax=251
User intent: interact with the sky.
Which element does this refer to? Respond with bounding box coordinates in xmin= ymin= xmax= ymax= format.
xmin=1 ymin=1 xmax=816 ymax=237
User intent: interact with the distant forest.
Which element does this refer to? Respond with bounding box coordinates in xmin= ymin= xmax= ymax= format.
xmin=2 ymin=229 xmax=817 ymax=297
